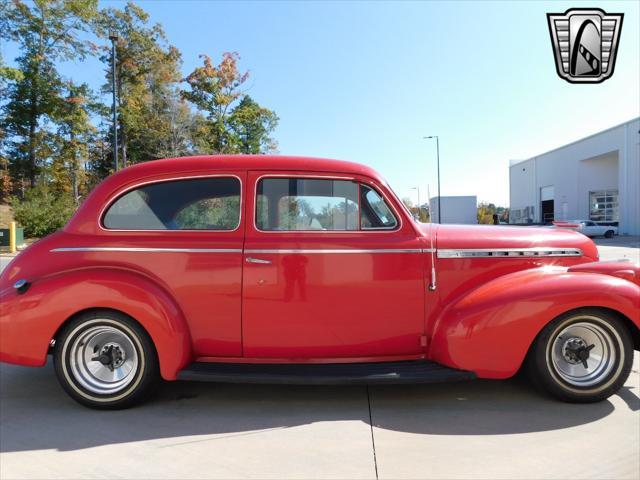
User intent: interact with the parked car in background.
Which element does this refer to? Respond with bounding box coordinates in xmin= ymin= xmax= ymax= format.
xmin=553 ymin=220 xmax=618 ymax=238
xmin=1 ymin=156 xmax=638 ymax=409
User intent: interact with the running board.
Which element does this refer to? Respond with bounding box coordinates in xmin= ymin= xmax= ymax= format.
xmin=177 ymin=361 xmax=476 ymax=385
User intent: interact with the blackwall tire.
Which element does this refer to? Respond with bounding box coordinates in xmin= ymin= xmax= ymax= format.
xmin=54 ymin=310 xmax=159 ymax=409
xmin=526 ymin=309 xmax=633 ymax=403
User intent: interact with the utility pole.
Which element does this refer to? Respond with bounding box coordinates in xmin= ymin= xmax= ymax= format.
xmin=109 ymin=33 xmax=119 ymax=172
xmin=424 ymin=136 xmax=441 ymax=223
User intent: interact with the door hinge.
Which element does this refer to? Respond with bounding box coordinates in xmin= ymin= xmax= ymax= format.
xmin=420 ymin=335 xmax=428 ymax=347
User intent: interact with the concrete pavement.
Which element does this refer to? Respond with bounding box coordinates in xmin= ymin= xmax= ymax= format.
xmin=1 ymin=357 xmax=638 ymax=479
xmin=594 ymin=235 xmax=640 ymax=262
xmin=0 ymin=255 xmax=13 ymax=273
xmin=1 ymin=238 xmax=639 ymax=479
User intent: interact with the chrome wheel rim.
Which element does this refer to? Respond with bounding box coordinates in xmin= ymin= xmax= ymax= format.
xmin=68 ymin=325 xmax=139 ymax=395
xmin=550 ymin=320 xmax=617 ymax=387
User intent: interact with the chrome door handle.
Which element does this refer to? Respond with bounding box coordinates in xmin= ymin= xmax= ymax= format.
xmin=246 ymin=257 xmax=272 ymax=264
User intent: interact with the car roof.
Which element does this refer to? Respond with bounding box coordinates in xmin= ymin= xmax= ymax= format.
xmin=112 ymin=155 xmax=384 ymax=182
xmin=65 ymin=155 xmax=392 ymax=235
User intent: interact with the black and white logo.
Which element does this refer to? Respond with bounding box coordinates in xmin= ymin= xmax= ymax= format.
xmin=547 ymin=8 xmax=623 ymax=84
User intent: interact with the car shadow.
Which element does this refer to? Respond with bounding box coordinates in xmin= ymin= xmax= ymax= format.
xmin=2 ymin=362 xmax=636 ymax=453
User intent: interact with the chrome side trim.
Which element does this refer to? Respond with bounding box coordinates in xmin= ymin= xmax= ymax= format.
xmin=51 ymin=247 xmax=242 ymax=253
xmin=437 ymin=247 xmax=583 ymax=259
xmin=244 ymin=249 xmax=424 ymax=254
xmin=52 ymin=247 xmax=432 ymax=254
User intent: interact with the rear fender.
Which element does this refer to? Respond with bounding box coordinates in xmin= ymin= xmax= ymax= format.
xmin=0 ymin=268 xmax=191 ymax=380
xmin=428 ymin=267 xmax=640 ymax=378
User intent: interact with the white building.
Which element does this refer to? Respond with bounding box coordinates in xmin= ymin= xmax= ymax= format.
xmin=509 ymin=117 xmax=640 ymax=235
xmin=430 ymin=196 xmax=477 ymax=224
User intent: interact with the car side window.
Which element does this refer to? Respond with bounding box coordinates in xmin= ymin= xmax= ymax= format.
xmin=103 ymin=177 xmax=241 ymax=230
xmin=360 ymin=185 xmax=398 ymax=229
xmin=256 ymin=178 xmax=359 ymax=231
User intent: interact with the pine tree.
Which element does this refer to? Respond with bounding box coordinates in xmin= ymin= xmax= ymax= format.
xmin=0 ymin=0 xmax=98 ymax=191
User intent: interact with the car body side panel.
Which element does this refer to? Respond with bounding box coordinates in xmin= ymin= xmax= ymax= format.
xmin=0 ymin=268 xmax=191 ymax=380
xmin=1 ymin=172 xmax=246 ymax=359
xmin=428 ymin=267 xmax=640 ymax=378
xmin=241 ymin=170 xmax=429 ymax=358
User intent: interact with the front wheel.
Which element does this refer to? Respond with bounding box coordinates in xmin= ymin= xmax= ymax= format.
xmin=54 ymin=310 xmax=159 ymax=409
xmin=526 ymin=309 xmax=633 ymax=403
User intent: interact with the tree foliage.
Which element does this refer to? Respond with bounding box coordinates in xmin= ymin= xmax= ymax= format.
xmin=0 ymin=1 xmax=279 ymax=235
xmin=183 ymin=53 xmax=278 ymax=154
xmin=1 ymin=0 xmax=98 ymax=190
xmin=11 ymin=184 xmax=76 ymax=236
xmin=477 ymin=202 xmax=509 ymax=224
xmin=94 ymin=2 xmax=186 ymax=165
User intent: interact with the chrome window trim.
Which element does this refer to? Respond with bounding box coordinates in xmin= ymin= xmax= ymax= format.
xmin=252 ymin=173 xmax=403 ymax=234
xmin=98 ymin=174 xmax=244 ymax=233
xmin=51 ymin=247 xmax=242 ymax=253
xmin=437 ymin=247 xmax=583 ymax=259
xmin=359 ymin=184 xmax=399 ymax=231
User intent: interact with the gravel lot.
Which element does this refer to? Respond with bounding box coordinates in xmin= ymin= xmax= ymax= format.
xmin=1 ymin=236 xmax=639 ymax=479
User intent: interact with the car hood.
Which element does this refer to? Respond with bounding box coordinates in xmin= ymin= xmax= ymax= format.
xmin=418 ymin=224 xmax=599 ymax=261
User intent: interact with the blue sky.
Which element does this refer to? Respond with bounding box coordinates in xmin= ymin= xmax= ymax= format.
xmin=2 ymin=0 xmax=638 ymax=206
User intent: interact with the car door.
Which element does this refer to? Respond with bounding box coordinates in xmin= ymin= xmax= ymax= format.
xmin=583 ymin=221 xmax=600 ymax=237
xmin=241 ymin=171 xmax=426 ymax=359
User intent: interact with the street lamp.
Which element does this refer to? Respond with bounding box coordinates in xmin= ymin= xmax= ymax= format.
xmin=424 ymin=135 xmax=441 ymax=223
xmin=109 ymin=33 xmax=119 ymax=172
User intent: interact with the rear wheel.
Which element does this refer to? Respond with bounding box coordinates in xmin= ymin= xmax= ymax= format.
xmin=54 ymin=310 xmax=159 ymax=409
xmin=526 ymin=309 xmax=633 ymax=402
xmin=604 ymin=230 xmax=615 ymax=238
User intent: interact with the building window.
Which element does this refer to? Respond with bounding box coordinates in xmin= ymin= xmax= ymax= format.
xmin=589 ymin=190 xmax=619 ymax=222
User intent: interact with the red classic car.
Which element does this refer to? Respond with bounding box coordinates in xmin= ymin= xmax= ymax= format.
xmin=1 ymin=156 xmax=639 ymax=409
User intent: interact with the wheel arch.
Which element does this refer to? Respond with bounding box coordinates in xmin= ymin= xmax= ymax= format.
xmin=598 ymin=306 xmax=640 ymax=351
xmin=2 ymin=267 xmax=192 ymax=380
xmin=518 ymin=305 xmax=640 ymax=370
xmin=428 ymin=267 xmax=640 ymax=379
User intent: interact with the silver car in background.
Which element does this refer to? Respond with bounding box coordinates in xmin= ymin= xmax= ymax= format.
xmin=553 ymin=220 xmax=618 ymax=238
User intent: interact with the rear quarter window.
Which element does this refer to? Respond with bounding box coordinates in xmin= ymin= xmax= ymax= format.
xmin=103 ymin=177 xmax=241 ymax=230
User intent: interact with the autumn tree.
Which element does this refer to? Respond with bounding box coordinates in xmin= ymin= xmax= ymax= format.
xmin=0 ymin=1 xmax=281 ymax=235
xmin=0 ymin=0 xmax=98 ymax=191
xmin=94 ymin=2 xmax=186 ymax=166
xmin=182 ymin=52 xmax=278 ymax=154
xmin=477 ymin=202 xmax=509 ymax=224
xmin=0 ymin=53 xmax=23 ymax=202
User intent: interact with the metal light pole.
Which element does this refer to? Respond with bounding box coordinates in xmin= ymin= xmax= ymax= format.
xmin=424 ymin=136 xmax=441 ymax=223
xmin=109 ymin=33 xmax=119 ymax=172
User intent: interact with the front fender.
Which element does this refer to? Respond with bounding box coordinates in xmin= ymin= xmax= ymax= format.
xmin=0 ymin=268 xmax=191 ymax=380
xmin=428 ymin=267 xmax=640 ymax=378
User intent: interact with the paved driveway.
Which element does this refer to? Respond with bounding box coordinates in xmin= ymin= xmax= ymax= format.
xmin=0 ymin=255 xmax=13 ymax=273
xmin=594 ymin=235 xmax=640 ymax=261
xmin=1 ymin=239 xmax=639 ymax=479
